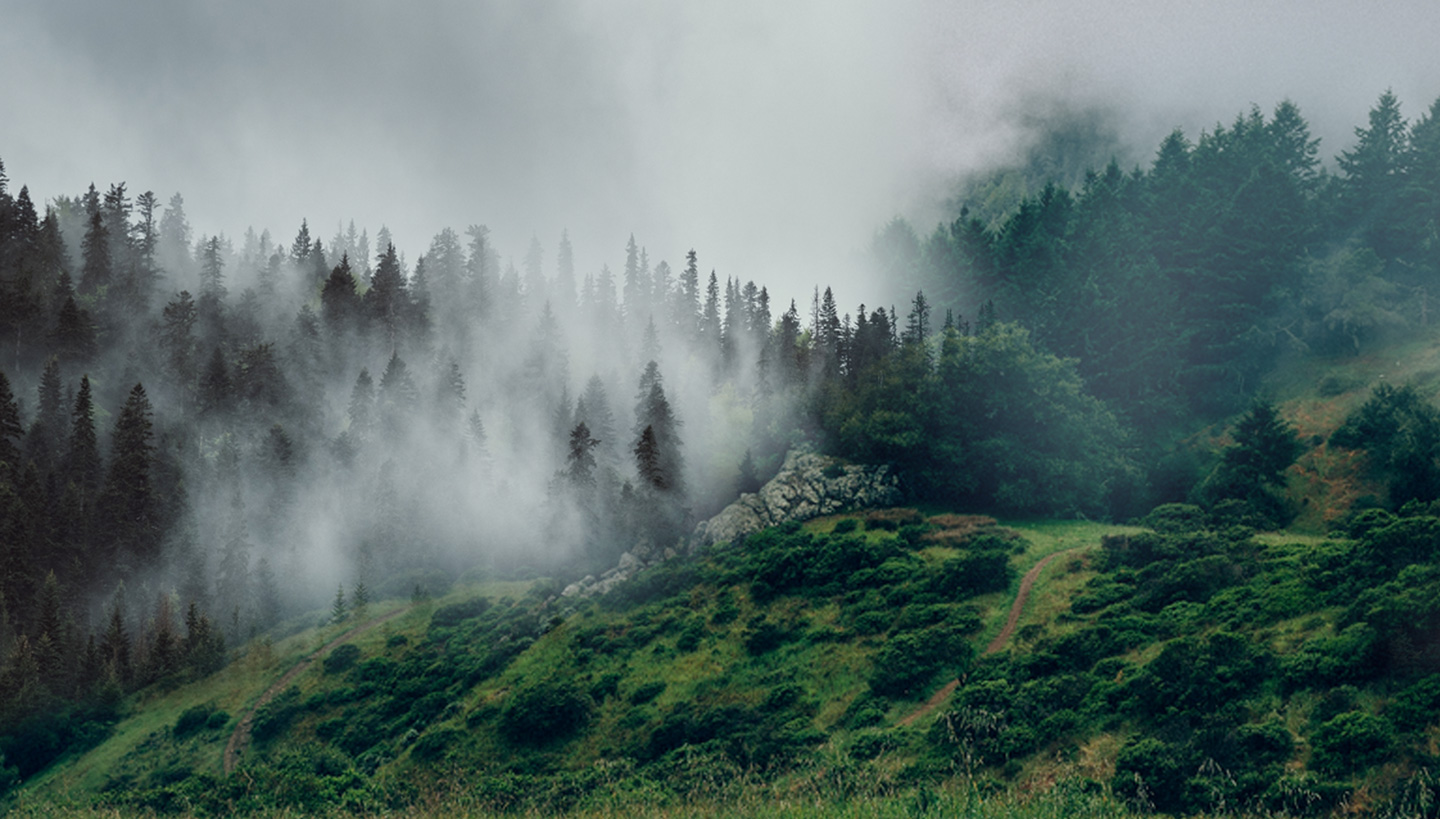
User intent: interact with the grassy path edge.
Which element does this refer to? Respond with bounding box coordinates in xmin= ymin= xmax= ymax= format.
xmin=222 ymin=605 xmax=413 ymax=774
xmin=897 ymin=546 xmax=1088 ymax=728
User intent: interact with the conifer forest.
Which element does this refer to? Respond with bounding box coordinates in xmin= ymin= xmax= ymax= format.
xmin=4 ymin=6 xmax=1440 ymax=815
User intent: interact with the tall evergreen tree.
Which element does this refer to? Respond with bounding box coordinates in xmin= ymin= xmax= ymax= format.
xmin=98 ymin=384 xmax=159 ymax=569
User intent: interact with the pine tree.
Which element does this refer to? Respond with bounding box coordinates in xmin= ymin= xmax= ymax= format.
xmin=26 ymin=357 xmax=65 ymax=472
xmin=66 ymin=375 xmax=102 ymax=513
xmin=79 ymin=209 xmax=111 ymax=295
xmin=351 ymin=579 xmax=369 ymax=620
xmin=159 ymin=291 xmax=198 ymax=391
xmin=566 ymin=422 xmax=599 ymax=489
xmin=1339 ymin=90 xmax=1410 ymax=259
xmin=366 ymin=243 xmax=406 ymax=344
xmin=197 ymin=346 xmax=232 ymax=417
xmin=348 ymin=368 xmax=375 ymax=442
xmin=100 ymin=593 xmax=131 ymax=686
xmin=52 ymin=294 xmax=97 ymax=365
xmin=330 ymin=583 xmax=347 ymax=625
xmin=320 ymin=254 xmax=360 ymax=334
xmin=0 ymin=371 xmax=22 ymax=474
xmin=378 ymin=352 xmax=417 ymax=439
xmin=98 ymin=383 xmax=159 ymax=568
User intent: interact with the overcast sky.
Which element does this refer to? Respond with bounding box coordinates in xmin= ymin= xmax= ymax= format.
xmin=3 ymin=0 xmax=1438 ymax=306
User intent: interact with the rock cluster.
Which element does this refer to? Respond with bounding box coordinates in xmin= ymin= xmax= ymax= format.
xmin=560 ymin=448 xmax=901 ymax=600
xmin=691 ymin=448 xmax=902 ymax=549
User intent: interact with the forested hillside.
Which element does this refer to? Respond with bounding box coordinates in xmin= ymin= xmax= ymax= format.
xmin=2 ymin=89 xmax=1440 ymax=813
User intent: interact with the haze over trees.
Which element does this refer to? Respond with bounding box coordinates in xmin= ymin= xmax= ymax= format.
xmin=0 ymin=89 xmax=1438 ymax=791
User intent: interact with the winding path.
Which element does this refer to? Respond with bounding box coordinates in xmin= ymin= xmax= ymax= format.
xmin=897 ymin=547 xmax=1084 ymax=727
xmin=223 ymin=606 xmax=412 ymax=774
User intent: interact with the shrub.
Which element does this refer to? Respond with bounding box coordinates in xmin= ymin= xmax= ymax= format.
xmin=832 ymin=518 xmax=859 ymax=534
xmin=1140 ymin=503 xmax=1209 ymax=533
xmin=412 ymin=728 xmax=463 ymax=761
xmin=1113 ymin=737 xmax=1189 ymax=812
xmin=1310 ymin=711 xmax=1394 ymax=777
xmin=173 ymin=704 xmax=216 ymax=739
xmin=675 ymin=618 xmax=705 ymax=651
xmin=628 ymin=681 xmax=666 ymax=706
xmin=1389 ymin=674 xmax=1440 ymax=736
xmin=323 ymin=643 xmax=362 ymax=674
xmin=869 ymin=626 xmax=973 ymax=697
xmin=744 ymin=618 xmax=791 ymax=655
xmin=430 ymin=597 xmax=491 ymax=629
xmin=1280 ymin=624 xmax=1379 ymax=689
xmin=498 ymin=681 xmax=593 ymax=746
xmin=252 ymin=687 xmax=302 ymax=742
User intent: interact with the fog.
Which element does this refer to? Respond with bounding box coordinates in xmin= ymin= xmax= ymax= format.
xmin=3 ymin=0 xmax=1440 ymax=628
xmin=4 ymin=1 xmax=1437 ymax=309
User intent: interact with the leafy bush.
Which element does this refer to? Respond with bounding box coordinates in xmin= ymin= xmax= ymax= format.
xmin=1310 ymin=711 xmax=1394 ymax=777
xmin=1113 ymin=737 xmax=1190 ymax=812
xmin=1280 ymin=624 xmax=1379 ymax=689
xmin=430 ymin=597 xmax=491 ymax=629
xmin=869 ymin=625 xmax=973 ymax=697
xmin=173 ymin=704 xmax=217 ymax=739
xmin=1139 ymin=503 xmax=1209 ymax=534
xmin=1389 ymin=674 xmax=1440 ymax=736
xmin=498 ymin=680 xmax=593 ymax=746
xmin=252 ymin=687 xmax=302 ymax=742
xmin=675 ymin=618 xmax=705 ymax=651
xmin=1330 ymin=384 xmax=1440 ymax=506
xmin=744 ymin=618 xmax=792 ymax=655
xmin=832 ymin=518 xmax=859 ymax=534
xmin=323 ymin=643 xmax=362 ymax=674
xmin=412 ymin=727 xmax=463 ymax=761
xmin=628 ymin=681 xmax=666 ymax=706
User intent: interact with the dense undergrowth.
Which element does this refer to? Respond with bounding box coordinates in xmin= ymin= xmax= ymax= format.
xmin=13 ymin=488 xmax=1440 ymax=817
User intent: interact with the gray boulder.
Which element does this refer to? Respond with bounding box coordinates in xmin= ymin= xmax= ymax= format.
xmin=691 ymin=448 xmax=901 ymax=548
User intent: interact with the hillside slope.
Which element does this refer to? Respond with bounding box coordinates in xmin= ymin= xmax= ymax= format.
xmin=13 ymin=333 xmax=1440 ymax=817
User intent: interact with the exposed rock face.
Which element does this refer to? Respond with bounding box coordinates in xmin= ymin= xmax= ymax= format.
xmin=559 ymin=448 xmax=901 ymax=601
xmin=690 ymin=448 xmax=902 ymax=549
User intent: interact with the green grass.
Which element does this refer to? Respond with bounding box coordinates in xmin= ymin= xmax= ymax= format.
xmin=16 ymin=502 xmax=1423 ymax=817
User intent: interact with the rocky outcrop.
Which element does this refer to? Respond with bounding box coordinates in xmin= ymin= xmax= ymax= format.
xmin=559 ymin=448 xmax=901 ymax=601
xmin=690 ymin=448 xmax=902 ymax=549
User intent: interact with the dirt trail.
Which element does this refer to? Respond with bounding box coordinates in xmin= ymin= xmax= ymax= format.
xmin=223 ymin=606 xmax=412 ymax=774
xmin=897 ymin=547 xmax=1083 ymax=728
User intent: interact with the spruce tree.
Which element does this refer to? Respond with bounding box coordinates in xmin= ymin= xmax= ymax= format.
xmin=98 ymin=383 xmax=158 ymax=567
xmin=330 ymin=583 xmax=347 ymax=625
xmin=0 ymin=371 xmax=22 ymax=474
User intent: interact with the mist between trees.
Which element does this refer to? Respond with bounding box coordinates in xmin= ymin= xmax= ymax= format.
xmin=0 ymin=88 xmax=1437 ymax=783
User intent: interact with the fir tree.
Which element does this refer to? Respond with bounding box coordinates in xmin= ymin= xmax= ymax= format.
xmin=330 ymin=583 xmax=347 ymax=625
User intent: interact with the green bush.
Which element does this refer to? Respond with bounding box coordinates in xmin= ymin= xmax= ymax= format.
xmin=173 ymin=704 xmax=217 ymax=739
xmin=832 ymin=518 xmax=859 ymax=534
xmin=1310 ymin=711 xmax=1394 ymax=777
xmin=323 ymin=643 xmax=362 ymax=674
xmin=1389 ymin=674 xmax=1440 ymax=735
xmin=412 ymin=727 xmax=463 ymax=761
xmin=252 ymin=687 xmax=302 ymax=742
xmin=744 ymin=618 xmax=792 ymax=655
xmin=869 ymin=626 xmax=973 ymax=697
xmin=628 ymin=681 xmax=666 ymax=706
xmin=1140 ymin=503 xmax=1209 ymax=534
xmin=498 ymin=680 xmax=593 ymax=746
xmin=1113 ymin=737 xmax=1190 ymax=812
xmin=429 ymin=597 xmax=492 ymax=629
